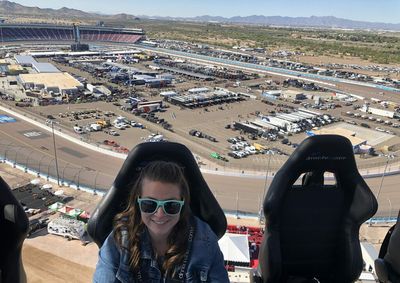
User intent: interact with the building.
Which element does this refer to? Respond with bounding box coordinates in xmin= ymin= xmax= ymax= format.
xmin=14 ymin=55 xmax=36 ymax=66
xmin=32 ymin=62 xmax=60 ymax=73
xmin=313 ymin=128 xmax=368 ymax=152
xmin=188 ymin=87 xmax=209 ymax=94
xmin=282 ymin=90 xmax=305 ymax=101
xmin=14 ymin=55 xmax=60 ymax=73
xmin=262 ymin=90 xmax=281 ymax=101
xmin=18 ymin=72 xmax=83 ymax=95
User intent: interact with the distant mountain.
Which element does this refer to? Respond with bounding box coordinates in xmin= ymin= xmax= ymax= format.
xmin=151 ymin=15 xmax=400 ymax=31
xmin=0 ymin=1 xmax=399 ymax=31
xmin=190 ymin=15 xmax=400 ymax=31
xmin=0 ymin=1 xmax=97 ymax=18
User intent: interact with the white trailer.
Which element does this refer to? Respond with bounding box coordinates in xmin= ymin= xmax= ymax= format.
xmin=299 ymin=108 xmax=321 ymax=116
xmin=295 ymin=111 xmax=315 ymax=119
xmin=268 ymin=117 xmax=292 ymax=129
xmin=276 ymin=114 xmax=298 ymax=123
xmin=284 ymin=113 xmax=305 ymax=122
xmin=251 ymin=119 xmax=279 ymax=130
xmin=368 ymin=107 xmax=395 ymax=118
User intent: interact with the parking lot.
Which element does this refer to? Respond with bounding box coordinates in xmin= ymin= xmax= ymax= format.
xmin=1 ymin=41 xmax=400 ymax=173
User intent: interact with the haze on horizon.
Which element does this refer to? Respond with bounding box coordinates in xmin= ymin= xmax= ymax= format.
xmin=6 ymin=0 xmax=400 ymax=24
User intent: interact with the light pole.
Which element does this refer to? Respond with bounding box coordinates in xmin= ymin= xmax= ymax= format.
xmin=376 ymin=154 xmax=395 ymax=204
xmin=369 ymin=154 xmax=396 ymax=226
xmin=46 ymin=120 xmax=60 ymax=186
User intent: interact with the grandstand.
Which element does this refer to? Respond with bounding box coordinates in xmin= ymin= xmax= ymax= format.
xmin=0 ymin=23 xmax=144 ymax=44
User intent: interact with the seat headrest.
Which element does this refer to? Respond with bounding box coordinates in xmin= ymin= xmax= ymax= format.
xmin=282 ymin=134 xmax=356 ymax=176
xmin=264 ymin=134 xmax=377 ymax=222
xmin=88 ymin=142 xmax=227 ymax=247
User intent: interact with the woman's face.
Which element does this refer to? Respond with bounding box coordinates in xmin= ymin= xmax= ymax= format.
xmin=139 ymin=178 xmax=182 ymax=241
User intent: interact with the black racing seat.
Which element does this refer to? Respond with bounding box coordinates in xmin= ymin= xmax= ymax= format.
xmin=0 ymin=176 xmax=29 ymax=283
xmin=257 ymin=135 xmax=378 ymax=283
xmin=375 ymin=210 xmax=400 ymax=283
xmin=87 ymin=141 xmax=227 ymax=247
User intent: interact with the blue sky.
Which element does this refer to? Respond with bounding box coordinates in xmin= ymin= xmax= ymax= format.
xmin=9 ymin=0 xmax=400 ymax=24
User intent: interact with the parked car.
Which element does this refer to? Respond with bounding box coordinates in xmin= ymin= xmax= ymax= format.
xmin=109 ymin=130 xmax=119 ymax=136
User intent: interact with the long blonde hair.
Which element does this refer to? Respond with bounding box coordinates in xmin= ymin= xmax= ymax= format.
xmin=114 ymin=161 xmax=191 ymax=277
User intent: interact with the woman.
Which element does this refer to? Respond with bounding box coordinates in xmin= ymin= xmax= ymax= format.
xmin=93 ymin=161 xmax=229 ymax=282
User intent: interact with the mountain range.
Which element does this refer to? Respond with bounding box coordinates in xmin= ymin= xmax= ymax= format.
xmin=0 ymin=1 xmax=399 ymax=31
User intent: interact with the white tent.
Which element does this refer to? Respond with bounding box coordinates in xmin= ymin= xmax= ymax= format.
xmin=42 ymin=184 xmax=52 ymax=190
xmin=218 ymin=233 xmax=250 ymax=263
xmin=54 ymin=190 xmax=64 ymax=196
xmin=30 ymin=179 xmax=41 ymax=185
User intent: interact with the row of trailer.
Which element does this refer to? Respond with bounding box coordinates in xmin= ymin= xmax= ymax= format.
xmin=233 ymin=108 xmax=335 ymax=137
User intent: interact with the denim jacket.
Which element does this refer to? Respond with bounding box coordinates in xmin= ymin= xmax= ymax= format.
xmin=93 ymin=216 xmax=229 ymax=283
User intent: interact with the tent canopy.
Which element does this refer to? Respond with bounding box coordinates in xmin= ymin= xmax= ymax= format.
xmin=218 ymin=233 xmax=250 ymax=263
xmin=30 ymin=179 xmax=41 ymax=185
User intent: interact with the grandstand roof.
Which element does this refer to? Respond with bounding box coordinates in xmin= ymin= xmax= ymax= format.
xmin=19 ymin=72 xmax=83 ymax=90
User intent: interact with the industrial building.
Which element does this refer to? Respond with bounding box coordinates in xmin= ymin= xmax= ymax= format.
xmin=18 ymin=73 xmax=83 ymax=95
xmin=14 ymin=55 xmax=60 ymax=73
xmin=313 ymin=127 xmax=368 ymax=152
xmin=281 ymin=90 xmax=305 ymax=101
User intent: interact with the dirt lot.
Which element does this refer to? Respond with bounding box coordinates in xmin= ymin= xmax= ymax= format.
xmin=22 ymin=244 xmax=96 ymax=283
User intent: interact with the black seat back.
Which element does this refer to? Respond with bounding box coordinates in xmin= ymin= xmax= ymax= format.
xmin=375 ymin=210 xmax=400 ymax=283
xmin=87 ymin=142 xmax=227 ymax=247
xmin=0 ymin=176 xmax=29 ymax=283
xmin=258 ymin=135 xmax=378 ymax=283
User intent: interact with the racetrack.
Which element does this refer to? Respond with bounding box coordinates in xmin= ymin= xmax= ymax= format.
xmin=0 ymin=106 xmax=399 ymax=217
